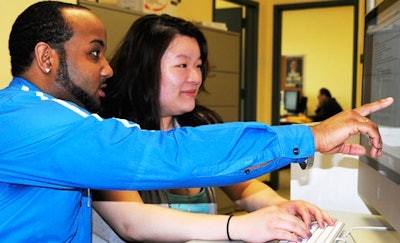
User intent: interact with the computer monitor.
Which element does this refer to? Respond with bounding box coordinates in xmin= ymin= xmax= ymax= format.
xmin=284 ymin=90 xmax=300 ymax=114
xmin=359 ymin=0 xmax=400 ymax=232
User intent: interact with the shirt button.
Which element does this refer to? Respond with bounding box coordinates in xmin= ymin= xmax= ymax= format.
xmin=293 ymin=148 xmax=300 ymax=155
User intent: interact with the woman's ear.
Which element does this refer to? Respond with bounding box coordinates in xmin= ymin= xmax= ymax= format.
xmin=35 ymin=42 xmax=53 ymax=74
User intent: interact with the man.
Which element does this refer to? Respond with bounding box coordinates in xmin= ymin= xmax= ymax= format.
xmin=311 ymin=88 xmax=343 ymax=122
xmin=0 ymin=1 xmax=392 ymax=241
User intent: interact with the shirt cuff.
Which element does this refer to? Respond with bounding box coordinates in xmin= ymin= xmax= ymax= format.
xmin=270 ymin=124 xmax=316 ymax=161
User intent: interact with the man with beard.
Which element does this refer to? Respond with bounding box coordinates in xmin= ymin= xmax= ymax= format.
xmin=0 ymin=1 xmax=393 ymax=242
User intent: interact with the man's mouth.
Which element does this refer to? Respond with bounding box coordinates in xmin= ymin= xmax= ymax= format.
xmin=98 ymin=83 xmax=107 ymax=97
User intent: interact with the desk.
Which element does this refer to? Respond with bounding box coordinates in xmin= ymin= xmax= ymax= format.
xmin=326 ymin=211 xmax=400 ymax=242
xmin=280 ymin=115 xmax=313 ymax=125
xmin=187 ymin=211 xmax=400 ymax=242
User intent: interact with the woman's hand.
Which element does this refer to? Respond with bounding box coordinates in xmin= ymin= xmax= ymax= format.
xmin=228 ymin=200 xmax=332 ymax=243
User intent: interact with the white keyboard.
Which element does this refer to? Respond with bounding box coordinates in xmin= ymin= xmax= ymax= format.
xmin=278 ymin=221 xmax=345 ymax=243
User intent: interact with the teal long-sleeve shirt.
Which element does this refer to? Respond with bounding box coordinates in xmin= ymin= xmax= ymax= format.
xmin=0 ymin=77 xmax=315 ymax=242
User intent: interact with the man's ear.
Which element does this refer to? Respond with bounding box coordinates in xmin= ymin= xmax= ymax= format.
xmin=35 ymin=42 xmax=54 ymax=74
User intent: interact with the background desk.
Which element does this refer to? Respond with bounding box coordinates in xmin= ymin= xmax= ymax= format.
xmin=279 ymin=115 xmax=313 ymax=125
xmin=187 ymin=211 xmax=400 ymax=243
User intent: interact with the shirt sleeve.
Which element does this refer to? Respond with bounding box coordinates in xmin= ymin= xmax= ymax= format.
xmin=0 ymin=83 xmax=315 ymax=190
xmin=1 ymin=118 xmax=315 ymax=190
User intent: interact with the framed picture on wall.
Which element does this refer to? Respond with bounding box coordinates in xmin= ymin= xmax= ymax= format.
xmin=281 ymin=55 xmax=304 ymax=89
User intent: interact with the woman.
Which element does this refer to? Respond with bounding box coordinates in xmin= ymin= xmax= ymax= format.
xmin=93 ymin=14 xmax=334 ymax=243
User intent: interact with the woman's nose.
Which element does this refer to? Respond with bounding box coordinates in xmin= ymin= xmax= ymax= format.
xmin=188 ymin=68 xmax=202 ymax=84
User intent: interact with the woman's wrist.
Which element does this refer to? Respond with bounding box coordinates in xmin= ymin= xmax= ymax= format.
xmin=226 ymin=215 xmax=234 ymax=241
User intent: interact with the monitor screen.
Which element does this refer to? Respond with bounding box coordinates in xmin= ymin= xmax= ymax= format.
xmin=359 ymin=0 xmax=400 ymax=232
xmin=284 ymin=90 xmax=299 ymax=113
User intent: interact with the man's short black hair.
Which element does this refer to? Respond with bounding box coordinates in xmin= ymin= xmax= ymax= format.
xmin=9 ymin=1 xmax=88 ymax=76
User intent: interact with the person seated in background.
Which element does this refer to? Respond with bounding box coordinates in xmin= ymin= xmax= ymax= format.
xmin=309 ymin=88 xmax=343 ymax=122
xmin=92 ymin=14 xmax=335 ymax=243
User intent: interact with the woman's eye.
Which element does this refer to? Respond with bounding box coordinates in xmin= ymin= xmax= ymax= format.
xmin=174 ymin=63 xmax=186 ymax=68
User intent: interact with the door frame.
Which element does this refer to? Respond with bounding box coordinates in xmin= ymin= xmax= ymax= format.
xmin=213 ymin=0 xmax=259 ymax=121
xmin=271 ymin=0 xmax=359 ymax=125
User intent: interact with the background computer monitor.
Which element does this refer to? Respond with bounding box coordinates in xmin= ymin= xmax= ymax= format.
xmin=284 ymin=90 xmax=299 ymax=113
xmin=359 ymin=0 xmax=400 ymax=232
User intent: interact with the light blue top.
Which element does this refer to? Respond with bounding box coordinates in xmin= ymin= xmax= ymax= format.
xmin=92 ymin=187 xmax=218 ymax=242
xmin=0 ymin=77 xmax=315 ymax=242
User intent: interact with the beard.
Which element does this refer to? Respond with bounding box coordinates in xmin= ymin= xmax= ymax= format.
xmin=55 ymin=49 xmax=100 ymax=113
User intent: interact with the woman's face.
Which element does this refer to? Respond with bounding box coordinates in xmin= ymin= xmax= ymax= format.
xmin=159 ymin=35 xmax=202 ymax=117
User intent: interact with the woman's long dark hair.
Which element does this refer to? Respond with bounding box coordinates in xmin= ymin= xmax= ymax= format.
xmin=101 ymin=14 xmax=216 ymax=129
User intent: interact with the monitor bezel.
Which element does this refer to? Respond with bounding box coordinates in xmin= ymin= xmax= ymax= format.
xmin=359 ymin=0 xmax=400 ymax=232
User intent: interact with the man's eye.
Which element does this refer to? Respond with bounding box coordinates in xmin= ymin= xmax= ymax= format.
xmin=91 ymin=50 xmax=100 ymax=57
xmin=178 ymin=64 xmax=187 ymax=68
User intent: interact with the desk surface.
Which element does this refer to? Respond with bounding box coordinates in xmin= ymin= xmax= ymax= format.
xmin=280 ymin=115 xmax=313 ymax=125
xmin=329 ymin=211 xmax=400 ymax=242
xmin=187 ymin=211 xmax=400 ymax=243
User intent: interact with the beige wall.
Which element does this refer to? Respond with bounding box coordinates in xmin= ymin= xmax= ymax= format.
xmin=0 ymin=0 xmax=366 ymax=124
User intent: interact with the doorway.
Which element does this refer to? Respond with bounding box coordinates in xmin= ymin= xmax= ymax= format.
xmin=213 ymin=0 xmax=259 ymax=121
xmin=270 ymin=0 xmax=359 ymax=189
xmin=272 ymin=0 xmax=359 ymax=126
